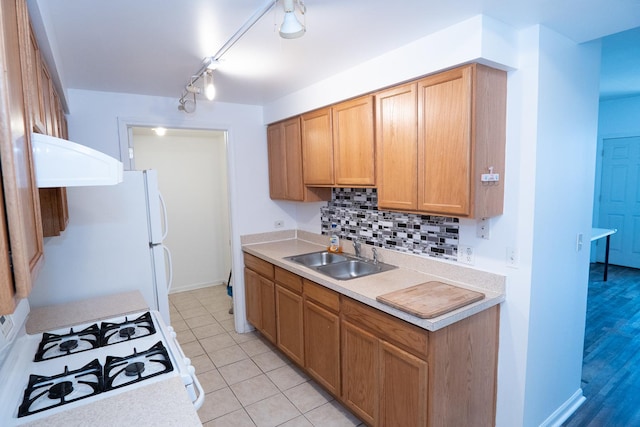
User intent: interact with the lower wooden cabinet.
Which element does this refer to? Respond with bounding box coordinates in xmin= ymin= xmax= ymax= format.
xmin=341 ymin=320 xmax=378 ymax=425
xmin=242 ymin=252 xmax=499 ymax=427
xmin=379 ymin=340 xmax=428 ymax=427
xmin=342 ymin=310 xmax=429 ymax=427
xmin=303 ymin=280 xmax=341 ymax=396
xmin=275 ymin=284 xmax=304 ymax=365
xmin=243 ymin=254 xmax=276 ymax=344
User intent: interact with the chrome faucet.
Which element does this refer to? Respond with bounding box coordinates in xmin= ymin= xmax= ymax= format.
xmin=371 ymin=247 xmax=379 ymax=264
xmin=353 ymin=240 xmax=361 ymax=258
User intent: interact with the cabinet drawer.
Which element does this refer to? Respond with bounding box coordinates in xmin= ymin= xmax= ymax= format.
xmin=243 ymin=253 xmax=274 ymax=279
xmin=341 ymin=296 xmax=428 ymax=359
xmin=304 ymin=280 xmax=339 ymax=313
xmin=275 ymin=267 xmax=303 ymax=293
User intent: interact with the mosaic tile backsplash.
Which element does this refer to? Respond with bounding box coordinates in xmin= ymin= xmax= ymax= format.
xmin=320 ymin=188 xmax=459 ymax=261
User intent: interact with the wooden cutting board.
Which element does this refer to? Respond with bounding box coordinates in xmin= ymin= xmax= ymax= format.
xmin=376 ymin=281 xmax=485 ymax=319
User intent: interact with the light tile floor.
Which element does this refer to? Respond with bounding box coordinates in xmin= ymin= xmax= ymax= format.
xmin=169 ymin=285 xmax=364 ymax=427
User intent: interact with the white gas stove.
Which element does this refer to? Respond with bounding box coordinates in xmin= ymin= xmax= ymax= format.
xmin=0 ymin=299 xmax=204 ymax=425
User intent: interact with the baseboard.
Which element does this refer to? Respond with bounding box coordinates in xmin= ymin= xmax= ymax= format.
xmin=169 ymin=281 xmax=225 ymax=294
xmin=540 ymin=389 xmax=586 ymax=427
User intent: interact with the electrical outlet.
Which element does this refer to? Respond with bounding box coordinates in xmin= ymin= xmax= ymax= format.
xmin=477 ymin=218 xmax=491 ymax=240
xmin=458 ymin=245 xmax=475 ymax=265
xmin=274 ymin=220 xmax=284 ymax=229
xmin=506 ymin=247 xmax=519 ymax=268
xmin=480 ymin=173 xmax=500 ymax=182
xmin=576 ymin=233 xmax=583 ymax=251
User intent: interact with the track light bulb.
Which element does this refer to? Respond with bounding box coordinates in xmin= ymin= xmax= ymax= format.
xmin=204 ymin=71 xmax=216 ymax=101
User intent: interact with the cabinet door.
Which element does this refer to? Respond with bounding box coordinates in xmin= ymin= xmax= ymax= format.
xmin=379 ymin=340 xmax=428 ymax=427
xmin=244 ymin=267 xmax=262 ymax=330
xmin=0 ymin=0 xmax=44 ymax=308
xmin=282 ymin=118 xmax=305 ymax=201
xmin=417 ymin=66 xmax=472 ymax=216
xmin=276 ymin=284 xmax=304 ymax=365
xmin=301 ymin=107 xmax=334 ymax=185
xmin=259 ymin=275 xmax=277 ymax=344
xmin=341 ymin=321 xmax=378 ymax=425
xmin=333 ymin=95 xmax=375 ymax=186
xmin=27 ymin=29 xmax=46 ymax=133
xmin=375 ymin=83 xmax=418 ymax=210
xmin=40 ymin=64 xmax=54 ymax=136
xmin=304 ymin=299 xmax=340 ymax=396
xmin=267 ymin=122 xmax=287 ymax=200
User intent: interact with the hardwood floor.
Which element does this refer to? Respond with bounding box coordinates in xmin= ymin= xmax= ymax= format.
xmin=563 ymin=263 xmax=640 ymax=427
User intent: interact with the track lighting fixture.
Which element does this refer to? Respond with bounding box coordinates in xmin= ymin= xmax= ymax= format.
xmin=204 ymin=70 xmax=216 ymax=101
xmin=177 ymin=58 xmax=218 ymax=113
xmin=279 ymin=0 xmax=306 ymax=39
xmin=178 ymin=0 xmax=308 ymax=112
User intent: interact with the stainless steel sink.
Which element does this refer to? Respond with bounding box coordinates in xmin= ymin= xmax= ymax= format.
xmin=285 ymin=251 xmax=396 ymax=280
xmin=286 ymin=251 xmax=348 ymax=267
xmin=315 ymin=259 xmax=396 ymax=280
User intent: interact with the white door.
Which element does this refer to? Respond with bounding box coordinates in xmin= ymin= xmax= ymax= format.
xmin=597 ymin=136 xmax=640 ymax=268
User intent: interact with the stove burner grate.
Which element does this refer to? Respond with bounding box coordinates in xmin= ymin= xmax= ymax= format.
xmin=18 ymin=359 xmax=104 ymax=418
xmin=100 ymin=312 xmax=156 ymax=346
xmin=104 ymin=341 xmax=173 ymax=390
xmin=34 ymin=324 xmax=101 ymax=362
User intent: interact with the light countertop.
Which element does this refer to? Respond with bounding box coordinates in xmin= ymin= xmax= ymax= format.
xmin=26 ymin=291 xmax=149 ymax=334
xmin=242 ymin=231 xmax=506 ymax=331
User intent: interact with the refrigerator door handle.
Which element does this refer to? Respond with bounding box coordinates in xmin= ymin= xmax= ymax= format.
xmin=163 ymin=244 xmax=174 ymax=291
xmin=158 ymin=192 xmax=169 ymax=241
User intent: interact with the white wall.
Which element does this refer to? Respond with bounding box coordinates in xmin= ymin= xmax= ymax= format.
xmin=262 ymin=16 xmax=602 ymax=427
xmin=133 ymin=130 xmax=230 ymax=292
xmin=523 ymin=27 xmax=601 ymax=426
xmin=64 ymin=89 xmax=298 ymax=332
xmin=264 ymin=15 xmax=518 ymax=123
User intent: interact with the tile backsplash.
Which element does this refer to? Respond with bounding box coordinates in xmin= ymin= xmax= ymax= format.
xmin=320 ymin=188 xmax=459 ymax=261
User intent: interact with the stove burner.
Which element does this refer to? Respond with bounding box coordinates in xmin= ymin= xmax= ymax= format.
xmin=100 ymin=312 xmax=156 ymax=346
xmin=59 ymin=339 xmax=79 ymax=352
xmin=119 ymin=326 xmax=136 ymax=338
xmin=124 ymin=362 xmax=145 ymax=377
xmin=48 ymin=381 xmax=74 ymax=399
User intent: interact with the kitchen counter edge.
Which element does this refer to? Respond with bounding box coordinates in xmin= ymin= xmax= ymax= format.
xmin=242 ymin=238 xmax=505 ymax=332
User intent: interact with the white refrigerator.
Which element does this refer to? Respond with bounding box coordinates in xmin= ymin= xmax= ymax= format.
xmin=29 ymin=170 xmax=173 ymax=324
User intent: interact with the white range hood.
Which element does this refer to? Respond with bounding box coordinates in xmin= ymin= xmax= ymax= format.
xmin=31 ymin=133 xmax=124 ymax=188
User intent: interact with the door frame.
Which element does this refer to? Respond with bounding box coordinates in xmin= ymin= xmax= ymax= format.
xmin=116 ymin=117 xmax=246 ymax=330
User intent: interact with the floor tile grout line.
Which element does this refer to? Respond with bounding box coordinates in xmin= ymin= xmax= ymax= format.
xmin=172 ymin=284 xmax=363 ymax=426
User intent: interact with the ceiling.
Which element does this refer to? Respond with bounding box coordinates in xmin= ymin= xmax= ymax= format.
xmin=27 ymin=0 xmax=640 ymax=107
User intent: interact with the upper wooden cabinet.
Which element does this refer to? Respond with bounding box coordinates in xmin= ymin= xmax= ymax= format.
xmin=376 ymin=64 xmax=506 ymax=218
xmin=0 ymin=0 xmax=45 ymax=314
xmin=375 ymin=82 xmax=419 ymax=211
xmin=26 ymin=28 xmax=46 ymax=134
xmin=19 ymin=12 xmax=70 ymax=237
xmin=301 ymin=95 xmax=375 ymax=187
xmin=267 ymin=117 xmax=330 ymax=202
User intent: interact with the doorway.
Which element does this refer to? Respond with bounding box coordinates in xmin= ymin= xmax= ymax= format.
xmin=130 ymin=127 xmax=232 ymax=293
xmin=596 ymin=136 xmax=640 ymax=269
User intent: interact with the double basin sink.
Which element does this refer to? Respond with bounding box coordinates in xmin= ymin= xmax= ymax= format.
xmin=285 ymin=250 xmax=396 ymax=281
